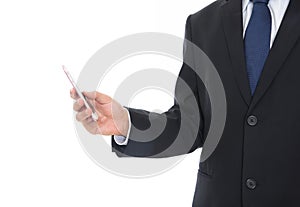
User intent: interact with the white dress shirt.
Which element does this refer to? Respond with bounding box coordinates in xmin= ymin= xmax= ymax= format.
xmin=114 ymin=0 xmax=290 ymax=145
xmin=243 ymin=0 xmax=290 ymax=48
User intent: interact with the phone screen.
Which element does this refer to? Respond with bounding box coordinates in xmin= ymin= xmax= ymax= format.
xmin=62 ymin=65 xmax=98 ymax=121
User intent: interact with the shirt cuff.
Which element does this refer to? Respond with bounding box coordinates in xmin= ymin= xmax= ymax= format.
xmin=113 ymin=108 xmax=131 ymax=145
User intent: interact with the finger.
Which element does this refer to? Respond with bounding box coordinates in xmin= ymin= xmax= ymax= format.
xmin=73 ymin=98 xmax=85 ymax=112
xmin=83 ymin=91 xmax=112 ymax=104
xmin=82 ymin=117 xmax=95 ymax=125
xmin=76 ymin=108 xmax=92 ymax=122
xmin=82 ymin=118 xmax=100 ymax=135
xmin=70 ymin=88 xmax=80 ymax=100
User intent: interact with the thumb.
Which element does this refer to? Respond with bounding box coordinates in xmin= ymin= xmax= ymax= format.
xmin=83 ymin=91 xmax=112 ymax=104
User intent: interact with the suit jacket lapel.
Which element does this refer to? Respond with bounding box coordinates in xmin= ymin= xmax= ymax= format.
xmin=221 ymin=0 xmax=252 ymax=106
xmin=249 ymin=0 xmax=300 ymax=111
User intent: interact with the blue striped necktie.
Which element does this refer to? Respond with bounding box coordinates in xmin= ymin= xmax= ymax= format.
xmin=244 ymin=0 xmax=271 ymax=95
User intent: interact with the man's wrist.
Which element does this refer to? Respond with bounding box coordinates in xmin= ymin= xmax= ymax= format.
xmin=119 ymin=107 xmax=130 ymax=137
xmin=113 ymin=108 xmax=131 ymax=145
xmin=123 ymin=108 xmax=131 ymax=137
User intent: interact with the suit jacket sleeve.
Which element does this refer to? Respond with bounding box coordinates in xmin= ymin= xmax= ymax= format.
xmin=112 ymin=15 xmax=205 ymax=158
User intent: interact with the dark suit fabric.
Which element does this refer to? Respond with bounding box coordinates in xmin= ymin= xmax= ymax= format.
xmin=112 ymin=0 xmax=300 ymax=206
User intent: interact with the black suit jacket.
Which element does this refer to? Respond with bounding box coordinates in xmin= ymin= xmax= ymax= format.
xmin=112 ymin=0 xmax=300 ymax=206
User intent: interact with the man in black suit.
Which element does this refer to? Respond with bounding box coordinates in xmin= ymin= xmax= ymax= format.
xmin=72 ymin=0 xmax=300 ymax=206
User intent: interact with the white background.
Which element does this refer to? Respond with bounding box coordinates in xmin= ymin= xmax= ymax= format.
xmin=0 ymin=0 xmax=214 ymax=206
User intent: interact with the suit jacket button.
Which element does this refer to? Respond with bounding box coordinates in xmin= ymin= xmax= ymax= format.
xmin=246 ymin=178 xmax=257 ymax=190
xmin=247 ymin=115 xmax=257 ymax=126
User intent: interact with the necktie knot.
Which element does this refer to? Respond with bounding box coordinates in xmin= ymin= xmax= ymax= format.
xmin=251 ymin=0 xmax=269 ymax=4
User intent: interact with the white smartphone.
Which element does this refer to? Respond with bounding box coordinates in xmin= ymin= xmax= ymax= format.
xmin=62 ymin=65 xmax=98 ymax=121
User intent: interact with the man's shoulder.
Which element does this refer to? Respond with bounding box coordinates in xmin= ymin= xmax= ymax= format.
xmin=190 ymin=0 xmax=224 ymax=23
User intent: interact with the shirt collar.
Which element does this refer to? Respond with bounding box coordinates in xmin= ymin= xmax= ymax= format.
xmin=242 ymin=0 xmax=251 ymax=12
xmin=243 ymin=0 xmax=280 ymax=11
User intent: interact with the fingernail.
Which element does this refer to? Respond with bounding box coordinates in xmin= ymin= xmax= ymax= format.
xmin=86 ymin=109 xmax=91 ymax=115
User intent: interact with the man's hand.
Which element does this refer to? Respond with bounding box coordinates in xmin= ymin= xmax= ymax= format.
xmin=70 ymin=88 xmax=129 ymax=136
